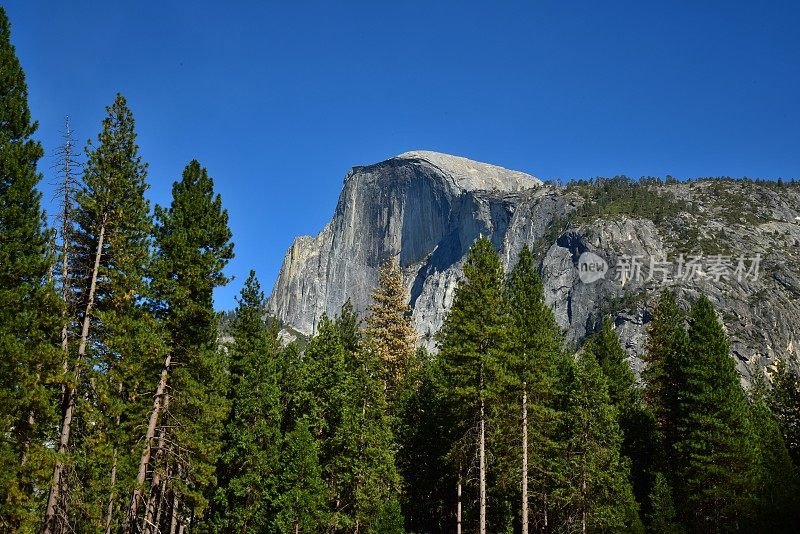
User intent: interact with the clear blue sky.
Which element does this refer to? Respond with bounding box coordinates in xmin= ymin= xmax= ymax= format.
xmin=5 ymin=1 xmax=799 ymax=310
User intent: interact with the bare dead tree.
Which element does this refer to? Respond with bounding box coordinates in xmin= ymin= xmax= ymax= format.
xmin=43 ymin=216 xmax=106 ymax=534
xmin=52 ymin=116 xmax=82 ymax=391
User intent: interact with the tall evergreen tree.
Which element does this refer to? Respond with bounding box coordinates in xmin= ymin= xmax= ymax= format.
xmin=645 ymin=472 xmax=683 ymax=534
xmin=769 ymin=358 xmax=800 ymax=468
xmin=505 ymin=245 xmax=565 ymax=533
xmin=0 ymin=7 xmax=62 ymax=530
xmin=673 ymin=295 xmax=757 ymax=531
xmin=213 ymin=270 xmax=282 ymax=531
xmin=332 ymin=339 xmax=404 ymax=532
xmin=747 ymin=376 xmax=800 ymax=531
xmin=291 ymin=304 xmax=403 ymax=531
xmin=437 ymin=236 xmax=511 ymax=534
xmin=557 ymin=350 xmax=642 ymax=533
xmin=273 ymin=422 xmax=328 ymax=533
xmin=128 ymin=159 xmax=233 ymax=532
xmin=642 ymin=290 xmax=687 ymax=478
xmin=45 ymin=93 xmax=158 ymax=534
xmin=393 ymin=350 xmax=456 ymax=532
xmin=285 ymin=311 xmax=352 ymax=529
xmin=588 ymin=317 xmax=659 ymax=521
xmin=365 ymin=259 xmax=417 ymax=397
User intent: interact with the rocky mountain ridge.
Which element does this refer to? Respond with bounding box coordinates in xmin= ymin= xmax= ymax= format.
xmin=267 ymin=151 xmax=800 ymax=381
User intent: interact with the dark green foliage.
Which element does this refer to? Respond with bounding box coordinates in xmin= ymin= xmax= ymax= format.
xmin=643 ymin=290 xmax=688 ymax=475
xmin=556 ymin=350 xmax=643 ymax=533
xmin=747 ymin=383 xmax=800 ymax=531
xmin=334 ymin=339 xmax=404 ymax=532
xmin=213 ymin=271 xmax=282 ymax=531
xmin=273 ymin=422 xmax=328 ymax=533
xmin=504 ymin=245 xmax=566 ymax=529
xmin=284 ymin=303 xmax=403 ymax=532
xmin=587 ymin=317 xmax=660 ymax=522
xmin=0 ymin=7 xmax=62 ymax=528
xmin=151 ymin=159 xmax=234 ymax=524
xmin=393 ymin=349 xmax=456 ymax=532
xmin=673 ymin=295 xmax=758 ymax=531
xmin=646 ymin=472 xmax=684 ymax=534
xmin=769 ymin=358 xmax=800 ymax=468
xmin=436 ymin=236 xmax=511 ymax=530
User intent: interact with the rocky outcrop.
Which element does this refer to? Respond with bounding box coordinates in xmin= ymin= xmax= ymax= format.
xmin=268 ymin=151 xmax=800 ymax=381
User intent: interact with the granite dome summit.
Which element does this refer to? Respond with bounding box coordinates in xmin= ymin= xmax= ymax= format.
xmin=390 ymin=151 xmax=541 ymax=192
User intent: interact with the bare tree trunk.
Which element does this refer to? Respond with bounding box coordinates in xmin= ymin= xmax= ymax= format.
xmin=169 ymin=493 xmax=179 ymax=534
xmin=19 ymin=119 xmax=75 ymax=475
xmin=457 ymin=468 xmax=462 ymax=534
xmin=581 ymin=421 xmax=588 ymax=534
xmin=127 ymin=353 xmax=172 ymax=531
xmin=544 ymin=492 xmax=548 ymax=532
xmin=147 ymin=475 xmax=167 ymax=534
xmin=141 ymin=479 xmax=157 ymax=534
xmin=58 ymin=116 xmax=74 ymax=399
xmin=479 ymin=365 xmax=486 ymax=534
xmin=105 ymin=381 xmax=123 ymax=534
xmin=522 ymin=383 xmax=529 ymax=534
xmin=105 ymin=446 xmax=118 ymax=534
xmin=43 ymin=222 xmax=105 ymax=534
xmin=144 ymin=395 xmax=171 ymax=534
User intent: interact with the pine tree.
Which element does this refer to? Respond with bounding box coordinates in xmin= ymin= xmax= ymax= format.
xmin=769 ymin=358 xmax=800 ymax=468
xmin=365 ymin=258 xmax=417 ymax=397
xmin=335 ymin=299 xmax=362 ymax=354
xmin=673 ymin=295 xmax=757 ymax=531
xmin=557 ymin=350 xmax=642 ymax=533
xmin=273 ymin=422 xmax=328 ymax=533
xmin=285 ymin=313 xmax=349 ymax=528
xmin=748 ymin=377 xmax=800 ymax=531
xmin=588 ymin=317 xmax=660 ymax=521
xmin=213 ymin=271 xmax=282 ymax=531
xmin=45 ymin=93 xmax=157 ymax=533
xmin=642 ymin=290 xmax=687 ymax=475
xmin=0 ymin=7 xmax=62 ymax=529
xmin=505 ymin=245 xmax=565 ymax=533
xmin=128 ymin=159 xmax=233 ymax=532
xmin=292 ymin=303 xmax=403 ymax=531
xmin=645 ymin=472 xmax=683 ymax=534
xmin=333 ymin=339 xmax=404 ymax=532
xmin=437 ymin=236 xmax=511 ymax=534
xmin=393 ymin=350 xmax=456 ymax=532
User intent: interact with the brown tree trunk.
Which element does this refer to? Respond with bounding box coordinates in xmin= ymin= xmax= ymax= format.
xmin=126 ymin=352 xmax=172 ymax=531
xmin=143 ymin=394 xmax=171 ymax=534
xmin=148 ymin=476 xmax=167 ymax=534
xmin=43 ymin=222 xmax=105 ymax=534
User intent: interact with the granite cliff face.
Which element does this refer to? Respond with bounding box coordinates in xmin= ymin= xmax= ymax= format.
xmin=268 ymin=151 xmax=800 ymax=381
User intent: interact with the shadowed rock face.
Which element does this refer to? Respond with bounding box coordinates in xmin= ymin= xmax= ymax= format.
xmin=268 ymin=151 xmax=800 ymax=382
